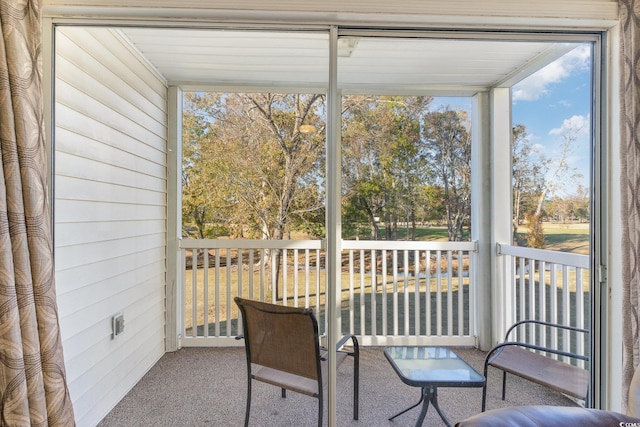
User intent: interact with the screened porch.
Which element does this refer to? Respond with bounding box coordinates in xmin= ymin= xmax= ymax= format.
xmin=48 ymin=20 xmax=605 ymax=426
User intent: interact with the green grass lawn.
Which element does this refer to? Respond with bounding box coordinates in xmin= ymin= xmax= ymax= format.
xmin=344 ymin=224 xmax=465 ymax=242
xmin=517 ymin=222 xmax=589 ymax=255
xmin=347 ymin=221 xmax=589 ymax=254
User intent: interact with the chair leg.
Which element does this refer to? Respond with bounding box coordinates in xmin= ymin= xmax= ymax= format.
xmin=482 ymin=359 xmax=490 ymax=412
xmin=318 ymin=394 xmax=323 ymax=427
xmin=481 ymin=382 xmax=487 ymax=412
xmin=501 ymin=371 xmax=507 ymax=400
xmin=244 ymin=378 xmax=252 ymax=427
xmin=282 ymin=388 xmax=286 ymax=398
xmin=354 ymin=351 xmax=359 ymax=420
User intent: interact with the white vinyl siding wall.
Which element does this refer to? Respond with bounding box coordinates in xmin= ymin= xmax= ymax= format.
xmin=53 ymin=27 xmax=168 ymax=427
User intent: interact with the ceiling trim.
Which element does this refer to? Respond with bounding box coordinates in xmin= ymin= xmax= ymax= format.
xmin=112 ymin=29 xmax=168 ymax=86
xmin=176 ymin=83 xmax=485 ymax=98
xmin=43 ymin=3 xmax=619 ymax=31
xmin=41 ymin=0 xmax=618 ymax=21
xmin=495 ymin=43 xmax=584 ymax=87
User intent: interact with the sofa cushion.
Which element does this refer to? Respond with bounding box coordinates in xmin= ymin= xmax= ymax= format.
xmin=629 ymin=362 xmax=640 ymax=418
xmin=455 ymin=405 xmax=640 ymax=427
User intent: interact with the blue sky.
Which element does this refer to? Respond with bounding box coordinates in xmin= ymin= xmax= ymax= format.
xmin=512 ymin=43 xmax=592 ymax=195
xmin=434 ymin=43 xmax=592 ymax=196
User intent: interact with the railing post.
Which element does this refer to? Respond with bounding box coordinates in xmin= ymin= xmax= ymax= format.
xmin=166 ymin=85 xmax=182 ymax=352
xmin=489 ymin=87 xmax=513 ymax=347
xmin=472 ymin=91 xmax=494 ymax=350
xmin=326 ymin=26 xmax=340 ymax=427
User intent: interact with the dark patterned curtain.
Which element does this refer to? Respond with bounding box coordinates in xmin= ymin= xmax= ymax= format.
xmin=0 ymin=0 xmax=75 ymax=425
xmin=621 ymin=0 xmax=640 ymax=412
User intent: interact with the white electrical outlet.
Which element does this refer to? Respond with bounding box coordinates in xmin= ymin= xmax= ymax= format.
xmin=112 ymin=313 xmax=125 ymax=338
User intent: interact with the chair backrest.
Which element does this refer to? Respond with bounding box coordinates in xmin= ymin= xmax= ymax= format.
xmin=235 ymin=297 xmax=321 ymax=380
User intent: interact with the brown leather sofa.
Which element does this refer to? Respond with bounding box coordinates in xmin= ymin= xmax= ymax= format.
xmin=455 ymin=405 xmax=640 ymax=427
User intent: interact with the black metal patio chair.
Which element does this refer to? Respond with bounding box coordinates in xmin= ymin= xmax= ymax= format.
xmin=234 ymin=297 xmax=359 ymax=427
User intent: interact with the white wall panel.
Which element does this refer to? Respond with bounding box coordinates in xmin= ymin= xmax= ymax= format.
xmin=69 ymin=294 xmax=164 ymax=424
xmin=57 ymin=150 xmax=166 ymax=191
xmin=56 ymin=80 xmax=165 ymax=147
xmin=59 ymin=272 xmax=164 ymax=340
xmin=56 ymin=29 xmax=166 ymax=110
xmin=55 ymin=176 xmax=164 ymax=205
xmin=56 ymin=107 xmax=166 ymax=165
xmin=56 ymin=247 xmax=166 ymax=294
xmin=55 ymin=220 xmax=165 ymax=247
xmin=57 ymin=236 xmax=164 ymax=272
xmin=54 ymin=26 xmax=168 ymax=427
xmin=57 ymin=265 xmax=164 ymax=328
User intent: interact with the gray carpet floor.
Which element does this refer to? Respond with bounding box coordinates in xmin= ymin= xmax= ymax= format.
xmin=97 ymin=347 xmax=577 ymax=427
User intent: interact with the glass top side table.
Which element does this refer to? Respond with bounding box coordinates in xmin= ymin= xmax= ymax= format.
xmin=384 ymin=346 xmax=485 ymax=427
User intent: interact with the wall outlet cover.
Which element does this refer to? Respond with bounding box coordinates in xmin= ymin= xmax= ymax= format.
xmin=112 ymin=313 xmax=125 ymax=338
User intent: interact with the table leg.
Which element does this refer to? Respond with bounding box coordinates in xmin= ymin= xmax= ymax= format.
xmin=388 ymin=389 xmax=424 ymax=421
xmin=413 ymin=386 xmax=431 ymax=427
xmin=390 ymin=385 xmax=452 ymax=427
xmin=426 ymin=386 xmax=451 ymax=427
xmin=414 ymin=386 xmax=452 ymax=427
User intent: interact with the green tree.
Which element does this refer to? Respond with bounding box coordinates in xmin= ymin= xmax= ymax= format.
xmin=423 ymin=108 xmax=471 ymax=241
xmin=511 ymin=120 xmax=586 ymax=247
xmin=341 ymin=97 xmax=382 ymax=239
xmin=388 ymin=99 xmax=432 ymax=240
xmin=418 ymin=185 xmax=446 ymax=224
xmin=341 ymin=95 xmax=432 ymax=240
xmin=182 ymin=92 xmax=226 ymax=238
xmin=239 ymin=93 xmax=326 ymax=241
xmin=533 ymin=119 xmax=585 ymax=217
xmin=547 ymin=185 xmax=590 ymax=223
xmin=184 ymin=92 xmax=326 ymax=241
xmin=571 ymin=185 xmax=590 ymax=222
xmin=184 ymin=92 xmax=326 ymax=298
xmin=525 ymin=212 xmax=545 ymax=248
xmin=511 ymin=123 xmax=545 ymax=244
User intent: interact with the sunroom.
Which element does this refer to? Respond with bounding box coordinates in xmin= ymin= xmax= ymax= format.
xmin=30 ymin=1 xmax=631 ymax=426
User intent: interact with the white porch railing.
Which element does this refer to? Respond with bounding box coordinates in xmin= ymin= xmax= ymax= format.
xmin=179 ymin=239 xmax=478 ymax=347
xmin=497 ymin=244 xmax=590 ymax=368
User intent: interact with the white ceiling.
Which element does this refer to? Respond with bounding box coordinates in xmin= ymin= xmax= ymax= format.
xmin=119 ymin=28 xmax=586 ymax=96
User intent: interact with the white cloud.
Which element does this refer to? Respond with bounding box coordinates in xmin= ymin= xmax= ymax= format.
xmin=548 ymin=114 xmax=590 ymax=136
xmin=531 ymin=143 xmax=545 ymax=154
xmin=512 ymin=44 xmax=590 ymax=102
